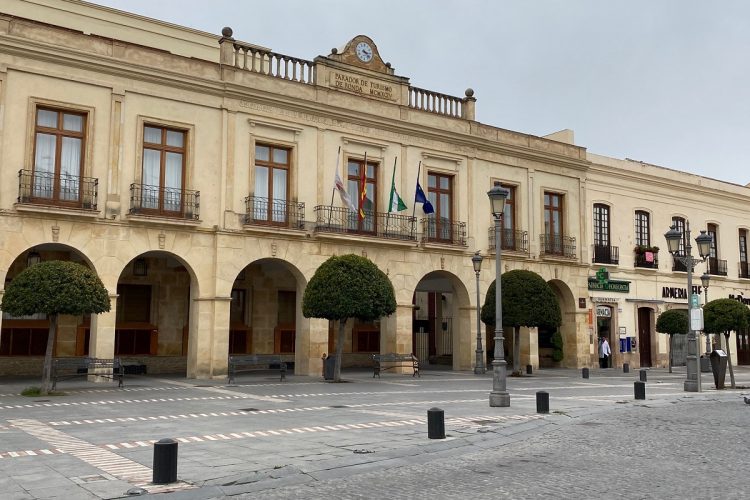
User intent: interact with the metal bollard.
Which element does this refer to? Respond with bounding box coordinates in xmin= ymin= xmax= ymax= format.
xmin=639 ymin=369 xmax=647 ymax=382
xmin=623 ymin=363 xmax=630 ymax=373
xmin=427 ymin=407 xmax=445 ymax=439
xmin=526 ymin=364 xmax=533 ymax=375
xmin=634 ymin=381 xmax=646 ymax=400
xmin=582 ymin=367 xmax=589 ymax=379
xmin=536 ymin=391 xmax=549 ymax=414
xmin=153 ymin=438 xmax=178 ymax=484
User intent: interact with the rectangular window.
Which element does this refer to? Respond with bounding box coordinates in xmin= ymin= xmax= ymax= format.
xmin=501 ymin=184 xmax=516 ymax=250
xmin=427 ymin=173 xmax=453 ymax=242
xmin=544 ymin=192 xmax=564 ymax=254
xmin=740 ymin=229 xmax=748 ymax=278
xmin=593 ymin=204 xmax=610 ymax=246
xmin=347 ymin=158 xmax=378 ymax=233
xmin=33 ymin=107 xmax=86 ymax=204
xmin=634 ymin=211 xmax=650 ymax=247
xmin=141 ymin=125 xmax=186 ymax=215
xmin=253 ymin=144 xmax=290 ymax=224
xmin=707 ymin=223 xmax=718 ymax=259
xmin=671 ymin=217 xmax=686 ymax=256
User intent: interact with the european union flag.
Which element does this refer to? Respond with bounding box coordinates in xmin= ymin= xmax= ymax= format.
xmin=415 ymin=181 xmax=435 ymax=214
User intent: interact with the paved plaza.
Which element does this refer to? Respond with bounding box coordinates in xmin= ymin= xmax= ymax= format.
xmin=0 ymin=366 xmax=748 ymax=499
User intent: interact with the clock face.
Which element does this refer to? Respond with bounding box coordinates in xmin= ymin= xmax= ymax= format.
xmin=355 ymin=42 xmax=373 ymax=62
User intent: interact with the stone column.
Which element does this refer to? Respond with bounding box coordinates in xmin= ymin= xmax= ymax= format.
xmin=519 ymin=326 xmax=539 ymax=371
xmin=381 ymin=303 xmax=414 ymax=373
xmin=301 ymin=317 xmax=328 ymax=377
xmin=187 ymin=296 xmax=230 ymax=379
xmin=89 ymin=293 xmax=117 ymax=360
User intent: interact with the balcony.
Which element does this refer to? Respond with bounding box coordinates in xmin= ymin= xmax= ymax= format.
xmin=17 ymin=169 xmax=98 ymax=210
xmin=244 ymin=196 xmax=304 ymax=230
xmin=128 ymin=183 xmax=199 ymax=220
xmin=634 ymin=251 xmax=659 ymax=269
xmin=487 ymin=227 xmax=529 ymax=253
xmin=313 ymin=205 xmax=416 ymax=241
xmin=706 ymin=257 xmax=728 ymax=276
xmin=422 ymin=217 xmax=466 ymax=246
xmin=539 ymin=234 xmax=577 ymax=259
xmin=740 ymin=261 xmax=750 ymax=279
xmin=592 ymin=244 xmax=619 ymax=265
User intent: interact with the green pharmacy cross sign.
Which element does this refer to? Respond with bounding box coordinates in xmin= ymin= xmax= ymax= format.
xmin=588 ymin=268 xmax=630 ymax=293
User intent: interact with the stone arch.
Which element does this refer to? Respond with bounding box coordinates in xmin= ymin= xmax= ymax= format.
xmin=547 ymin=278 xmax=578 ymax=368
xmin=412 ymin=270 xmax=472 ymax=371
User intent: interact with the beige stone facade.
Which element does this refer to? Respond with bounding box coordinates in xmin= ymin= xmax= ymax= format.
xmin=1 ymin=0 xmax=748 ymax=379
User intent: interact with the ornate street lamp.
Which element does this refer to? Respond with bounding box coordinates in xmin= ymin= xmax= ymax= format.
xmin=664 ymin=223 xmax=711 ymax=392
xmin=488 ymin=182 xmax=510 ymax=407
xmin=26 ymin=248 xmax=41 ymax=267
xmin=472 ymin=251 xmax=485 ymax=374
xmin=700 ymin=272 xmax=710 ymax=354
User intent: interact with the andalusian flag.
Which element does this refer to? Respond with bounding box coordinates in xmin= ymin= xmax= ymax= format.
xmin=388 ymin=159 xmax=407 ymax=212
xmin=358 ymin=152 xmax=367 ymax=220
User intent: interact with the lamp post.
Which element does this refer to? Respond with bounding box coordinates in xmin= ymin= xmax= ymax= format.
xmin=488 ymin=183 xmax=510 ymax=407
xmin=700 ymin=272 xmax=710 ymax=354
xmin=664 ymin=222 xmax=712 ymax=392
xmin=472 ymin=251 xmax=485 ymax=374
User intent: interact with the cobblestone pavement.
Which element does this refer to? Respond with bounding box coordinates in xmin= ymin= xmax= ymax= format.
xmin=251 ymin=396 xmax=748 ymax=500
xmin=0 ymin=367 xmax=748 ymax=499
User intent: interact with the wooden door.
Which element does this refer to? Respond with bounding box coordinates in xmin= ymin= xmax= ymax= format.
xmin=638 ymin=307 xmax=652 ymax=367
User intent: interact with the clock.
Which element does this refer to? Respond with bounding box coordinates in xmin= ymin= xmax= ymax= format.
xmin=355 ymin=41 xmax=373 ymax=63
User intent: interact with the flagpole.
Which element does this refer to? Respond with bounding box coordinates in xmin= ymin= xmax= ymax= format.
xmin=386 ymin=157 xmax=397 ymax=237
xmin=359 ymin=152 xmax=367 ymax=224
xmin=412 ymin=161 xmax=421 ymax=239
xmin=328 ymin=146 xmax=341 ymax=228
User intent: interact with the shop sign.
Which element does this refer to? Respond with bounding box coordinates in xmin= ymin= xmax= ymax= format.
xmin=588 ymin=278 xmax=629 ymax=293
xmin=729 ymin=294 xmax=750 ymax=305
xmin=662 ymin=286 xmax=702 ymax=299
xmin=596 ymin=306 xmax=612 ymax=317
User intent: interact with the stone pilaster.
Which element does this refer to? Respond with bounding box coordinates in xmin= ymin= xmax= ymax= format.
xmin=89 ymin=293 xmax=117 ymax=359
xmin=187 ymin=296 xmax=230 ymax=379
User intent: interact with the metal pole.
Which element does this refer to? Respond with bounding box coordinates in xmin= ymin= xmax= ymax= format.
xmin=489 ymin=215 xmax=510 ymax=406
xmin=474 ymin=265 xmax=485 ymax=374
xmin=683 ymin=221 xmax=701 ymax=392
xmin=704 ymin=284 xmax=711 ymax=354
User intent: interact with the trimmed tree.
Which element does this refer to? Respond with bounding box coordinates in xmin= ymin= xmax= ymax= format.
xmin=302 ymin=254 xmax=396 ymax=382
xmin=655 ymin=309 xmax=688 ymax=373
xmin=1 ymin=261 xmax=110 ymax=395
xmin=703 ymin=298 xmax=748 ymax=388
xmin=481 ymin=270 xmax=562 ymax=375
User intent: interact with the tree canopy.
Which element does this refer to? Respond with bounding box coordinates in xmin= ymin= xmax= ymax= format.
xmin=703 ymin=298 xmax=748 ymax=334
xmin=480 ymin=270 xmax=561 ymax=328
xmin=302 ymin=254 xmax=396 ymax=321
xmin=655 ymin=309 xmax=689 ymax=336
xmin=1 ymin=261 xmax=110 ymax=316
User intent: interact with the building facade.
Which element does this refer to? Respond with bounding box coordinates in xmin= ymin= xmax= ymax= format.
xmin=0 ymin=0 xmax=748 ymax=378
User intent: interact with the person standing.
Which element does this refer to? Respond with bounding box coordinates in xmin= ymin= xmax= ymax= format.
xmin=599 ymin=337 xmax=611 ymax=368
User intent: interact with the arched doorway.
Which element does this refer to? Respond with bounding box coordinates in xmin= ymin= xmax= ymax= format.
xmin=1 ymin=245 xmax=96 ymax=375
xmin=412 ymin=271 xmax=471 ymax=370
xmin=637 ymin=306 xmax=655 ymax=367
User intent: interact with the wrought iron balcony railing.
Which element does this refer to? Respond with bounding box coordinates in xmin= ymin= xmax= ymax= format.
xmin=634 ymin=252 xmax=659 ymax=269
xmin=313 ymin=205 xmax=416 ymax=241
xmin=244 ymin=195 xmax=304 ymax=229
xmin=129 ymin=183 xmax=199 ymax=220
xmin=592 ymin=244 xmax=619 ymax=265
xmin=539 ymin=234 xmax=577 ymax=259
xmin=422 ymin=217 xmax=466 ymax=246
xmin=17 ymin=169 xmax=98 ymax=210
xmin=706 ymin=257 xmax=728 ymax=276
xmin=740 ymin=261 xmax=750 ymax=279
xmin=487 ymin=227 xmax=528 ymax=253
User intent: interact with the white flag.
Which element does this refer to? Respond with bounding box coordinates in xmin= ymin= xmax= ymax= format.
xmin=335 ymin=169 xmax=356 ymax=212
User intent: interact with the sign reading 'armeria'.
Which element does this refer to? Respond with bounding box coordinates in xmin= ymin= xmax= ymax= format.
xmin=330 ymin=70 xmax=396 ymax=101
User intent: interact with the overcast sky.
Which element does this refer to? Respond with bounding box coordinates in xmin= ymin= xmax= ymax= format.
xmin=89 ymin=0 xmax=750 ymax=186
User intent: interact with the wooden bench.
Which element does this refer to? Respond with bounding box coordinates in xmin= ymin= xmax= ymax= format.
xmin=372 ymin=353 xmax=420 ymax=378
xmin=227 ymin=354 xmax=287 ymax=384
xmin=51 ymin=357 xmax=124 ymax=390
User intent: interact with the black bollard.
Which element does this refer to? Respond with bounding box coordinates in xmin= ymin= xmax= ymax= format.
xmin=623 ymin=363 xmax=630 ymax=373
xmin=639 ymin=369 xmax=647 ymax=382
xmin=536 ymin=391 xmax=549 ymax=414
xmin=582 ymin=367 xmax=590 ymax=379
xmin=153 ymin=438 xmax=178 ymax=484
xmin=427 ymin=407 xmax=445 ymax=439
xmin=634 ymin=381 xmax=646 ymax=400
xmin=526 ymin=364 xmax=533 ymax=375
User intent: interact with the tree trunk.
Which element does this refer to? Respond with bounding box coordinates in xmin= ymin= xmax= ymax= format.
xmin=725 ymin=332 xmax=736 ymax=389
xmin=668 ymin=334 xmax=673 ymax=373
xmin=334 ymin=318 xmax=347 ymax=382
xmin=40 ymin=313 xmax=57 ymax=395
xmin=512 ymin=326 xmax=521 ymax=375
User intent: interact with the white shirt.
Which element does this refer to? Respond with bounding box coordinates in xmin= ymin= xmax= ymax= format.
xmin=599 ymin=339 xmax=611 ymax=357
